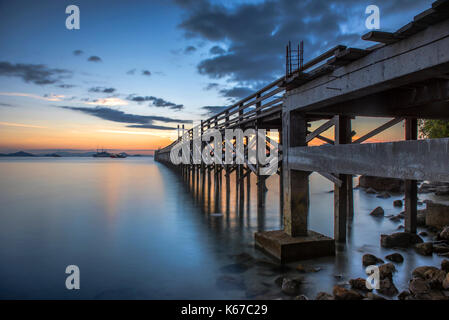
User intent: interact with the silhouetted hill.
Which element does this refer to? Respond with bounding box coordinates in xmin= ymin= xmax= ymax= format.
xmin=0 ymin=151 xmax=36 ymax=157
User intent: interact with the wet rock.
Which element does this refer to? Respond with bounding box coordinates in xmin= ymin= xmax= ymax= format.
xmin=378 ymin=277 xmax=399 ymax=296
xmin=349 ymin=278 xmax=371 ymax=292
xmin=315 ymin=292 xmax=333 ymax=300
xmin=424 ymin=269 xmax=447 ymax=289
xmin=274 ymin=276 xmax=285 ymax=287
xmin=398 ymin=290 xmax=412 ymax=300
xmin=358 ymin=175 xmax=404 ymax=193
xmin=376 ymin=192 xmax=391 ymax=199
xmin=443 ymin=273 xmax=449 ymax=290
xmin=379 ymin=263 xmax=396 ymax=279
xmin=281 ymin=278 xmax=301 ymax=296
xmin=393 ymin=200 xmax=403 ymax=207
xmin=440 ymin=226 xmax=449 ymax=240
xmin=414 ymin=242 xmax=433 ymax=256
xmin=412 ymin=266 xmax=440 ymax=279
xmin=441 ymin=259 xmax=449 ymax=272
xmin=381 ymin=232 xmax=423 ymax=248
xmin=245 ymin=284 xmax=269 ymax=298
xmin=397 ymin=225 xmax=404 ymax=230
xmin=417 ymin=211 xmax=427 ymax=227
xmin=366 ymin=292 xmax=386 ymax=300
xmin=362 ymin=254 xmax=384 ymax=266
xmin=419 ymin=231 xmax=428 ymax=237
xmin=390 ymin=215 xmax=402 ymax=222
xmin=409 ymin=278 xmax=431 ymax=296
xmin=433 ymin=243 xmax=449 ymax=254
xmin=332 ymin=285 xmax=364 ymax=300
xmin=426 ymin=202 xmax=449 ymax=228
xmin=385 ymin=253 xmax=404 ymax=263
xmin=294 ymin=294 xmax=308 ymax=300
xmin=435 ymin=186 xmax=449 ymax=196
xmin=370 ymin=206 xmax=384 ymax=217
xmin=365 ymin=187 xmax=377 ymax=194
xmin=216 ymin=275 xmax=246 ymax=291
xmin=296 ymin=264 xmax=321 ymax=273
xmin=232 ymin=252 xmax=254 ymax=264
xmin=220 ymin=263 xmax=250 ymax=274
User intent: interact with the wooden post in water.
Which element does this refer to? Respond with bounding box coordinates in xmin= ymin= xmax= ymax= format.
xmin=283 ymin=111 xmax=310 ymax=237
xmin=405 ymin=118 xmax=418 ymax=233
xmin=334 ymin=115 xmax=352 ymax=242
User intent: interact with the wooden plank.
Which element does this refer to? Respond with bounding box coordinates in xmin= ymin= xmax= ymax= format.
xmin=353 ymin=117 xmax=404 ymax=144
xmin=289 ymin=138 xmax=449 ymax=182
xmin=306 ymin=118 xmax=335 ymax=143
xmin=317 ymin=171 xmax=342 ymax=187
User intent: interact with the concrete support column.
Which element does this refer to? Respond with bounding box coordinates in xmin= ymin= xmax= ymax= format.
xmin=283 ymin=111 xmax=310 ymax=237
xmin=405 ymin=118 xmax=418 ymax=233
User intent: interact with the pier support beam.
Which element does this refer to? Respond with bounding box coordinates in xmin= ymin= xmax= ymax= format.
xmin=405 ymin=118 xmax=418 ymax=234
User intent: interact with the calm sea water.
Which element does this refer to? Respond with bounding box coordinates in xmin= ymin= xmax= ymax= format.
xmin=0 ymin=157 xmax=446 ymax=299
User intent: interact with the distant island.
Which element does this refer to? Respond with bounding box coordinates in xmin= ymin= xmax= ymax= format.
xmin=0 ymin=151 xmax=152 ymax=157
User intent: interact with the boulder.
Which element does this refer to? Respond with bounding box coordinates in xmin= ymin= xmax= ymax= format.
xmin=414 ymin=242 xmax=433 ymax=256
xmin=315 ymin=292 xmax=333 ymax=300
xmin=366 ymin=292 xmax=386 ymax=300
xmin=419 ymin=231 xmax=428 ymax=237
xmin=379 ymin=263 xmax=396 ymax=279
xmin=362 ymin=254 xmax=384 ymax=266
xmin=412 ymin=266 xmax=440 ymax=279
xmin=369 ymin=207 xmax=384 ymax=217
xmin=397 ymin=290 xmax=412 ymax=300
xmin=377 ymin=277 xmax=398 ymax=296
xmin=365 ymin=187 xmax=377 ymax=194
xmin=433 ymin=243 xmax=449 ymax=254
xmin=332 ymin=285 xmax=364 ymax=300
xmin=417 ymin=210 xmax=427 ymax=227
xmin=426 ymin=202 xmax=449 ymax=228
xmin=385 ymin=253 xmax=404 ymax=263
xmin=393 ymin=200 xmax=403 ymax=207
xmin=443 ymin=273 xmax=449 ymax=290
xmin=409 ymin=278 xmax=431 ymax=296
xmin=435 ymin=186 xmax=449 ymax=196
xmin=349 ymin=278 xmax=372 ymax=292
xmin=441 ymin=259 xmax=449 ymax=272
xmin=294 ymin=294 xmax=309 ymax=300
xmin=381 ymin=232 xmax=423 ymax=248
xmin=296 ymin=264 xmax=321 ymax=273
xmin=440 ymin=226 xmax=449 ymax=240
xmin=358 ymin=175 xmax=404 ymax=193
xmin=424 ymin=269 xmax=447 ymax=289
xmin=281 ymin=278 xmax=301 ymax=296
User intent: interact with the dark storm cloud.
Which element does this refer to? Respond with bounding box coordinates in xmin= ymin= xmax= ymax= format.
xmin=73 ymin=50 xmax=83 ymax=56
xmin=201 ymin=105 xmax=227 ymax=116
xmin=219 ymin=86 xmax=254 ymax=100
xmin=204 ymin=82 xmax=219 ymax=90
xmin=184 ymin=45 xmax=197 ymax=54
xmin=126 ymin=95 xmax=184 ymax=111
xmin=142 ymin=70 xmax=152 ymax=76
xmin=57 ymin=84 xmax=76 ymax=89
xmin=87 ymin=56 xmax=102 ymax=62
xmin=175 ymin=0 xmax=429 ymax=85
xmin=209 ymin=46 xmax=226 ymax=55
xmin=88 ymin=86 xmax=116 ymax=93
xmin=60 ymin=106 xmax=191 ymax=128
xmin=0 ymin=61 xmax=72 ymax=85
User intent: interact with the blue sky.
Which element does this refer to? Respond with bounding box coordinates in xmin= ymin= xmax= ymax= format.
xmin=0 ymin=0 xmax=433 ymax=152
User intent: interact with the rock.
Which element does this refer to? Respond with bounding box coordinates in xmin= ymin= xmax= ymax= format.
xmin=435 ymin=186 xmax=449 ymax=196
xmin=376 ymin=192 xmax=391 ymax=199
xmin=362 ymin=254 xmax=384 ymax=266
xmin=332 ymin=285 xmax=364 ymax=300
xmin=393 ymin=200 xmax=403 ymax=207
xmin=441 ymin=259 xmax=449 ymax=272
xmin=370 ymin=206 xmax=385 ymax=217
xmin=424 ymin=269 xmax=447 ymax=289
xmin=398 ymin=290 xmax=412 ymax=300
xmin=417 ymin=210 xmax=427 ymax=227
xmin=315 ymin=292 xmax=333 ymax=300
xmin=381 ymin=232 xmax=424 ymax=248
xmin=281 ymin=278 xmax=301 ymax=296
xmin=274 ymin=276 xmax=285 ymax=287
xmin=296 ymin=264 xmax=321 ymax=273
xmin=426 ymin=202 xmax=449 ymax=228
xmin=412 ymin=266 xmax=440 ymax=279
xmin=414 ymin=242 xmax=433 ymax=256
xmin=366 ymin=292 xmax=386 ymax=300
xmin=397 ymin=225 xmax=404 ymax=230
xmin=390 ymin=215 xmax=402 ymax=222
xmin=419 ymin=231 xmax=428 ymax=237
xmin=379 ymin=263 xmax=396 ymax=279
xmin=349 ymin=278 xmax=372 ymax=292
xmin=409 ymin=278 xmax=431 ymax=296
xmin=440 ymin=226 xmax=449 ymax=240
xmin=294 ymin=294 xmax=309 ymax=300
xmin=358 ymin=175 xmax=404 ymax=193
xmin=378 ymin=277 xmax=398 ymax=296
xmin=365 ymin=187 xmax=377 ymax=194
xmin=433 ymin=243 xmax=449 ymax=254
xmin=443 ymin=273 xmax=449 ymax=290
xmin=385 ymin=253 xmax=404 ymax=263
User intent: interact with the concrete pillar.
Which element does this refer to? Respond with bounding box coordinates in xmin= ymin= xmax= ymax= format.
xmin=334 ymin=116 xmax=352 ymax=242
xmin=405 ymin=118 xmax=418 ymax=233
xmin=283 ymin=111 xmax=310 ymax=237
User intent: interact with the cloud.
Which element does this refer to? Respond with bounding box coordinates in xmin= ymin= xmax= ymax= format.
xmin=88 ymin=56 xmax=102 ymax=62
xmin=0 ymin=121 xmax=47 ymax=129
xmin=88 ymin=87 xmax=116 ymax=93
xmin=175 ymin=0 xmax=429 ymax=86
xmin=85 ymin=97 xmax=127 ymax=107
xmin=126 ymin=95 xmax=184 ymax=110
xmin=126 ymin=69 xmax=136 ymax=75
xmin=204 ymin=82 xmax=220 ymax=90
xmin=142 ymin=70 xmax=151 ymax=76
xmin=201 ymin=105 xmax=227 ymax=116
xmin=219 ymin=86 xmax=254 ymax=100
xmin=57 ymin=84 xmax=76 ymax=89
xmin=73 ymin=50 xmax=83 ymax=56
xmin=0 ymin=102 xmax=13 ymax=107
xmin=184 ymin=45 xmax=197 ymax=54
xmin=0 ymin=91 xmax=64 ymax=101
xmin=60 ymin=106 xmax=191 ymax=129
xmin=0 ymin=61 xmax=72 ymax=85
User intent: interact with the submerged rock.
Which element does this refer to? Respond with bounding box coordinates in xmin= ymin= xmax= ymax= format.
xmin=365 ymin=187 xmax=377 ymax=194
xmin=216 ymin=275 xmax=246 ymax=291
xmin=440 ymin=226 xmax=449 ymax=240
xmin=426 ymin=202 xmax=449 ymax=228
xmin=441 ymin=259 xmax=449 ymax=272
xmin=414 ymin=242 xmax=433 ymax=256
xmin=358 ymin=175 xmax=404 ymax=193
xmin=379 ymin=263 xmax=396 ymax=280
xmin=294 ymin=294 xmax=309 ymax=300
xmin=443 ymin=273 xmax=449 ymax=290
xmin=366 ymin=292 xmax=386 ymax=300
xmin=370 ymin=206 xmax=385 ymax=217
xmin=378 ymin=277 xmax=398 ymax=296
xmin=349 ymin=278 xmax=371 ymax=292
xmin=376 ymin=192 xmax=391 ymax=199
xmin=393 ymin=200 xmax=403 ymax=207
xmin=362 ymin=254 xmax=384 ymax=266
xmin=281 ymin=278 xmax=301 ymax=296
xmin=385 ymin=253 xmax=404 ymax=263
xmin=296 ymin=264 xmax=321 ymax=273
xmin=332 ymin=285 xmax=364 ymax=300
xmin=433 ymin=243 xmax=449 ymax=254
xmin=412 ymin=266 xmax=440 ymax=279
xmin=220 ymin=263 xmax=250 ymax=274
xmin=315 ymin=292 xmax=333 ymax=300
xmin=398 ymin=290 xmax=412 ymax=300
xmin=381 ymin=232 xmax=423 ymax=248
xmin=409 ymin=278 xmax=431 ymax=296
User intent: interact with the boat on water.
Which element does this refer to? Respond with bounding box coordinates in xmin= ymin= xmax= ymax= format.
xmin=93 ymin=149 xmax=127 ymax=158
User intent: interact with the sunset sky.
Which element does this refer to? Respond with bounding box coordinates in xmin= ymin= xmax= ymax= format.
xmin=0 ymin=0 xmax=431 ymax=154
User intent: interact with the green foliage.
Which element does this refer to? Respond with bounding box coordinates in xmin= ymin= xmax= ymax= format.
xmin=419 ymin=119 xmax=449 ymax=139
